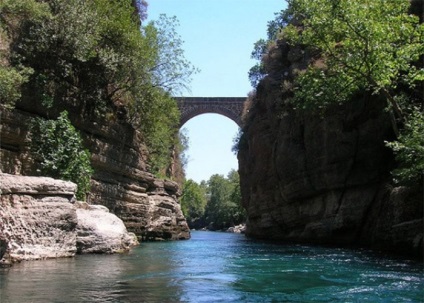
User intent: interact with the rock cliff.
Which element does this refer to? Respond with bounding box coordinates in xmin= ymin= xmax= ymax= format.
xmin=0 ymin=174 xmax=138 ymax=263
xmin=238 ymin=39 xmax=423 ymax=259
xmin=0 ymin=101 xmax=190 ymax=242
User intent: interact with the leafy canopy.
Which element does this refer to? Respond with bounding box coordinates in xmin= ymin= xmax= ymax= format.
xmin=248 ymin=10 xmax=288 ymax=87
xmin=281 ymin=0 xmax=424 ymax=184
xmin=203 ymin=170 xmax=245 ymax=230
xmin=181 ymin=170 xmax=245 ymax=230
xmin=0 ymin=0 xmax=50 ymax=108
xmin=181 ymin=179 xmax=207 ymax=227
xmin=283 ymin=0 xmax=423 ymax=115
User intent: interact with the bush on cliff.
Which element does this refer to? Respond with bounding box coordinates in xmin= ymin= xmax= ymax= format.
xmin=386 ymin=109 xmax=424 ymax=186
xmin=30 ymin=111 xmax=93 ymax=201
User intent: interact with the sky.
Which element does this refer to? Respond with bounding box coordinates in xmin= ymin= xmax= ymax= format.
xmin=146 ymin=0 xmax=287 ymax=183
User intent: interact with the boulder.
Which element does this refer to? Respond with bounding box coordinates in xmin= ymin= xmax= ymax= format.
xmin=0 ymin=174 xmax=78 ymax=262
xmin=226 ymin=224 xmax=246 ymax=234
xmin=75 ymin=202 xmax=138 ymax=253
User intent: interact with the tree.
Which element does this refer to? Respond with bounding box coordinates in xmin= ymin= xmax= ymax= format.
xmin=283 ymin=0 xmax=423 ymax=134
xmin=180 ymin=171 xmax=245 ymax=230
xmin=30 ymin=111 xmax=93 ymax=201
xmin=203 ymin=171 xmax=245 ymax=230
xmin=181 ymin=179 xmax=207 ymax=228
xmin=227 ymin=169 xmax=246 ymax=224
xmin=148 ymin=14 xmax=199 ymax=95
xmin=0 ymin=0 xmax=50 ymax=108
xmin=132 ymin=0 xmax=148 ymax=23
xmin=248 ymin=10 xmax=289 ymax=87
xmin=280 ymin=0 xmax=424 ymax=184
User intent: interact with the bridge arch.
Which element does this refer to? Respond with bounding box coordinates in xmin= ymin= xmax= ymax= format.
xmin=174 ymin=97 xmax=246 ymax=127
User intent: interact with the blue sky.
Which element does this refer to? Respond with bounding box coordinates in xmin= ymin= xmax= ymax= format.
xmin=147 ymin=0 xmax=286 ymax=183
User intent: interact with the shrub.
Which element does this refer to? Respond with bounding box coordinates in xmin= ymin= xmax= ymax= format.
xmin=30 ymin=111 xmax=93 ymax=200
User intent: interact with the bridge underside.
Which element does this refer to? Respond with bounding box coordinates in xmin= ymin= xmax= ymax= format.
xmin=174 ymin=97 xmax=246 ymax=127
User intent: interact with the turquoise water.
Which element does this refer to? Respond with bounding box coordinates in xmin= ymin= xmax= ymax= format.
xmin=0 ymin=231 xmax=422 ymax=302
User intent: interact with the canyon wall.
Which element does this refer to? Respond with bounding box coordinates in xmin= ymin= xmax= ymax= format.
xmin=0 ymin=102 xmax=190 ymax=242
xmin=238 ymin=40 xmax=423 ymax=259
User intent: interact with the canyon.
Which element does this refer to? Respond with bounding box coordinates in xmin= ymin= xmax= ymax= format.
xmin=238 ymin=38 xmax=423 ymax=259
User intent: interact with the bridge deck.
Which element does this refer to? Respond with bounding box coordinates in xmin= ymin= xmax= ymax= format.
xmin=174 ymin=97 xmax=246 ymax=103
xmin=174 ymin=97 xmax=246 ymax=126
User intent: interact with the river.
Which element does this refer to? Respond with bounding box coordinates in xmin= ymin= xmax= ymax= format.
xmin=0 ymin=231 xmax=422 ymax=302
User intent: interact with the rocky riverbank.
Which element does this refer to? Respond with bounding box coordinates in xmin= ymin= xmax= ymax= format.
xmin=0 ymin=174 xmax=138 ymax=265
xmin=0 ymin=103 xmax=190 ymax=242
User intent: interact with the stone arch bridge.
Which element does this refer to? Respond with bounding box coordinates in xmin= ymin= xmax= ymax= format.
xmin=174 ymin=97 xmax=246 ymax=127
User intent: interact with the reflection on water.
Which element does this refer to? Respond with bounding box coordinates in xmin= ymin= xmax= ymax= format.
xmin=0 ymin=231 xmax=423 ymax=303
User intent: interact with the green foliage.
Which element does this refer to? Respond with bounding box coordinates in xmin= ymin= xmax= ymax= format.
xmin=149 ymin=15 xmax=199 ymax=94
xmin=0 ymin=65 xmax=32 ymax=108
xmin=181 ymin=179 xmax=207 ymax=227
xmin=30 ymin=111 xmax=93 ymax=200
xmin=13 ymin=0 xmax=144 ymax=115
xmin=4 ymin=0 xmax=197 ymax=177
xmin=280 ymin=0 xmax=424 ymax=185
xmin=292 ymin=68 xmax=359 ymax=110
xmin=141 ymin=92 xmax=181 ymax=175
xmin=249 ymin=10 xmax=289 ymax=87
xmin=386 ymin=109 xmax=424 ymax=186
xmin=0 ymin=0 xmax=50 ymax=31
xmin=0 ymin=0 xmax=49 ymax=108
xmin=283 ymin=0 xmax=424 ymax=113
xmin=204 ymin=170 xmax=245 ymax=230
xmin=248 ymin=39 xmax=269 ymax=87
xmin=180 ymin=170 xmax=245 ymax=230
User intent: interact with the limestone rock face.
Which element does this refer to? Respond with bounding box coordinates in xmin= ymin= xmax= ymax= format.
xmin=0 ymin=174 xmax=141 ymax=263
xmin=75 ymin=202 xmax=138 ymax=253
xmin=238 ymin=39 xmax=423 ymax=259
xmin=0 ymin=174 xmax=78 ymax=262
xmin=0 ymin=104 xmax=190 ymax=241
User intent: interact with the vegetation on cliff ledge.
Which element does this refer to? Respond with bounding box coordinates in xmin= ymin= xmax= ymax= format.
xmin=248 ymin=0 xmax=424 ymax=186
xmin=0 ymin=0 xmax=197 ymax=183
xmin=30 ymin=111 xmax=93 ymax=200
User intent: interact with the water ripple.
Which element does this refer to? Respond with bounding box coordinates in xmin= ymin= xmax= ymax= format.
xmin=1 ymin=231 xmax=423 ymax=303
